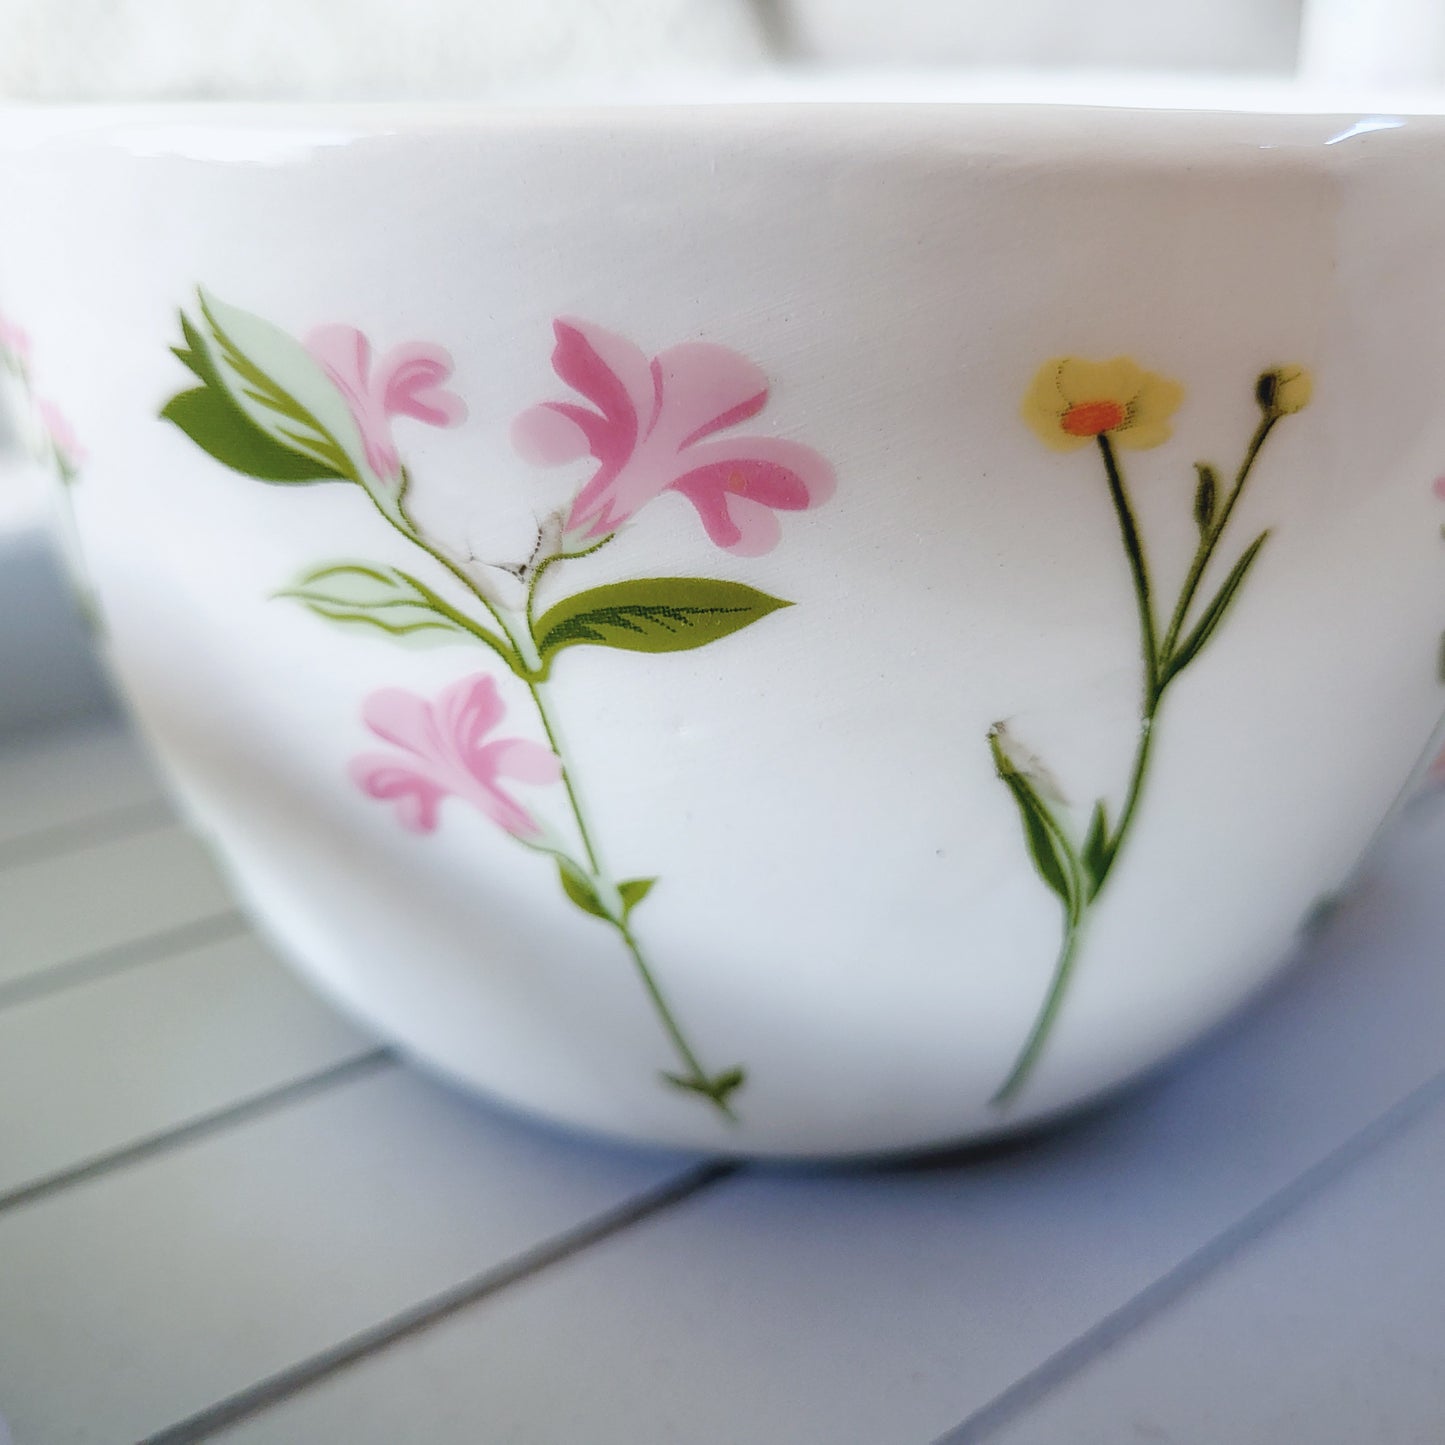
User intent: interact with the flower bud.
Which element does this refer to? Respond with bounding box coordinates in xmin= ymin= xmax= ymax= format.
xmin=1256 ymin=366 xmax=1312 ymax=418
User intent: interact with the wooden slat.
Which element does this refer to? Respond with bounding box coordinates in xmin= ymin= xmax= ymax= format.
xmin=0 ymin=719 xmax=159 ymax=849
xmin=0 ymin=930 xmax=376 ymax=1199
xmin=0 ymin=823 xmax=235 ymax=992
xmin=0 ymin=1068 xmax=701 ymax=1445
xmin=978 ymin=1078 xmax=1445 ymax=1445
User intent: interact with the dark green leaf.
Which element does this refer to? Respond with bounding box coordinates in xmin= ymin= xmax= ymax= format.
xmin=618 ymin=877 xmax=657 ymax=917
xmin=276 ymin=562 xmax=516 ymax=663
xmin=534 ymin=578 xmax=790 ymax=667
xmin=1193 ymin=463 xmax=1218 ymax=533
xmin=161 ymin=309 xmax=346 ymax=485
xmin=1081 ymin=799 xmax=1110 ymax=895
xmin=557 ymin=859 xmax=610 ymax=920
xmin=1164 ymin=530 xmax=1271 ymax=684
xmin=1000 ymin=771 xmax=1076 ymax=909
xmin=162 ymin=386 xmax=343 ymax=484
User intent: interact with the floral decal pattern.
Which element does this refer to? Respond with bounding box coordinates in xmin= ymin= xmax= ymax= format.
xmin=162 ymin=291 xmax=833 ymax=1121
xmin=991 ymin=357 xmax=1312 ymax=1104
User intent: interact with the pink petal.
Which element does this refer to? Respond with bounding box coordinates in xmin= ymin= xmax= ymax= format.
xmin=512 ymin=404 xmax=593 ymax=466
xmin=377 ymin=344 xmax=467 ymax=427
xmin=550 ymin=319 xmax=652 ymax=438
xmin=677 ymin=437 xmax=836 ymax=509
xmin=649 ymin=341 xmax=769 ymax=450
xmin=360 ymin=687 xmax=444 ymax=760
xmin=305 ymin=324 xmax=372 ymax=393
xmin=667 ymin=482 xmax=781 ymax=555
xmin=436 ymin=674 xmax=506 ymax=757
xmin=471 ymin=784 xmax=543 ymax=839
xmin=668 ymin=456 xmax=810 ymax=518
xmin=481 ymin=738 xmax=563 ymax=786
xmin=717 ymin=494 xmax=784 ymax=556
xmin=1433 ymin=475 xmax=1445 ymax=502
xmin=349 ymin=756 xmax=446 ymax=833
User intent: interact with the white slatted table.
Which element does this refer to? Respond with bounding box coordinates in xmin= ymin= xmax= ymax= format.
xmin=3 ymin=555 xmax=1445 ymax=1443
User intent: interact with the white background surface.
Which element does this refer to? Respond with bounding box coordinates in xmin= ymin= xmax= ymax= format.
xmin=0 ymin=534 xmax=1443 ymax=1442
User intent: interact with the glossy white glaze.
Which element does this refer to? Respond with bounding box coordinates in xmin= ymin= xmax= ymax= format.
xmin=1 ymin=101 xmax=1442 ymax=1153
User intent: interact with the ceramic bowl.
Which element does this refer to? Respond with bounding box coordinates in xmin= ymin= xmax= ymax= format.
xmin=2 ymin=92 xmax=1443 ymax=1156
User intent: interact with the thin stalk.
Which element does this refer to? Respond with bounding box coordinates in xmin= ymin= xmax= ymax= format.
xmin=523 ymin=674 xmax=603 ymax=879
xmin=1098 ymin=433 xmax=1161 ymax=697
xmin=1160 ymin=413 xmax=1275 ymax=670
xmin=991 ymin=920 xmax=1082 ymax=1106
xmin=1097 ymin=713 xmax=1156 ymax=887
xmin=620 ymin=923 xmax=739 ymax=1120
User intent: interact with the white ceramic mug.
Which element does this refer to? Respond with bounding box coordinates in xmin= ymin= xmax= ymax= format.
xmin=2 ymin=94 xmax=1443 ymax=1156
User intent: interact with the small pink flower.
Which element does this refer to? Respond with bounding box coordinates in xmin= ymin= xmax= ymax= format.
xmin=0 ymin=314 xmax=31 ymax=364
xmin=1434 ymin=475 xmax=1445 ymax=502
xmin=350 ymin=674 xmax=561 ymax=838
xmin=512 ymin=319 xmax=834 ymax=557
xmin=36 ymin=398 xmax=84 ymax=468
xmin=306 ymin=324 xmax=467 ymax=484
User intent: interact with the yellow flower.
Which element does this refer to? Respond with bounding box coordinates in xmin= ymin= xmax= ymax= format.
xmin=1256 ymin=366 xmax=1312 ymax=417
xmin=1022 ymin=357 xmax=1185 ymax=453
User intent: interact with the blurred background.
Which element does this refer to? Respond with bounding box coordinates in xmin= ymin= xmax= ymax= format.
xmin=0 ymin=0 xmax=1437 ymax=102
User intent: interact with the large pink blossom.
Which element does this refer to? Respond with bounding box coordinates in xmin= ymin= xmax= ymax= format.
xmin=511 ymin=319 xmax=834 ymax=557
xmin=306 ymin=324 xmax=467 ymax=484
xmin=350 ymin=674 xmax=561 ymax=839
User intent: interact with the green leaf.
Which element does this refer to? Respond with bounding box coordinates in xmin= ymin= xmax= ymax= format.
xmin=557 ymin=859 xmax=611 ymax=920
xmin=617 ymin=877 xmax=657 ymax=918
xmin=162 ymin=386 xmax=343 ymax=484
xmin=989 ymin=725 xmax=1080 ymax=912
xmin=662 ymin=1065 xmax=746 ymax=1107
xmin=162 ymin=292 xmax=381 ymax=487
xmin=1164 ymin=529 xmax=1271 ymax=684
xmin=1001 ymin=770 xmax=1077 ymax=910
xmin=1193 ymin=463 xmax=1218 ymax=533
xmin=1081 ymin=799 xmax=1110 ymax=895
xmin=162 ymin=304 xmax=351 ymax=484
xmin=276 ymin=562 xmax=517 ymax=662
xmin=533 ymin=578 xmax=790 ymax=667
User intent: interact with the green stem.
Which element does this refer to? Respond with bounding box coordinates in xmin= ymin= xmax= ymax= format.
xmin=524 ymin=648 xmax=738 ymax=1118
xmin=1098 ymin=433 xmax=1160 ymax=698
xmin=366 ymin=476 xmax=739 ymax=1119
xmin=991 ymin=919 xmax=1082 ymax=1106
xmin=620 ymin=922 xmax=740 ymax=1120
xmin=995 ymin=413 xmax=1284 ymax=1107
xmin=523 ymin=672 xmax=604 ymax=879
xmin=1097 ymin=711 xmax=1156 ymax=888
xmin=994 ymin=436 xmax=1160 ymax=1104
xmin=1159 ymin=413 xmax=1275 ymax=671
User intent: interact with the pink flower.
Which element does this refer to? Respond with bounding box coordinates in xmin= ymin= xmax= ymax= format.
xmin=1434 ymin=475 xmax=1445 ymax=502
xmin=512 ymin=319 xmax=834 ymax=557
xmin=350 ymin=674 xmax=561 ymax=839
xmin=305 ymin=324 xmax=467 ymax=484
xmin=36 ymin=399 xmax=84 ymax=468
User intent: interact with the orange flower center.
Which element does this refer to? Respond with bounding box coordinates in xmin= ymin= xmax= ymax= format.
xmin=726 ymin=468 xmax=749 ymax=495
xmin=1061 ymin=399 xmax=1128 ymax=437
